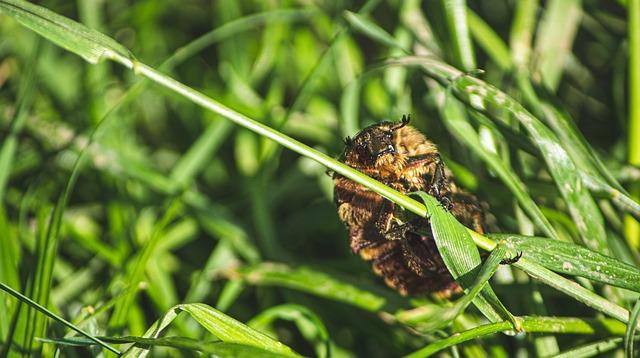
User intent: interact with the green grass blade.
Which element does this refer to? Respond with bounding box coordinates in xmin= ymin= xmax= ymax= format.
xmin=163 ymin=9 xmax=315 ymax=71
xmin=467 ymin=10 xmax=512 ymax=71
xmin=168 ymin=118 xmax=233 ymax=190
xmin=109 ymin=200 xmax=183 ymax=332
xmin=406 ymin=316 xmax=626 ymax=358
xmin=509 ymin=0 xmax=538 ymax=69
xmin=0 ymin=282 xmax=119 ymax=354
xmin=625 ymin=299 xmax=640 ymax=358
xmin=343 ymin=11 xmax=409 ymax=53
xmin=412 ymin=192 xmax=515 ymax=326
xmin=441 ymin=0 xmax=476 ymax=70
xmin=0 ymin=0 xmax=131 ymax=64
xmin=4 ymin=4 xmax=638 ymax=348
xmin=233 ymin=263 xmax=386 ymax=312
xmin=533 ymin=0 xmax=582 ymax=90
xmin=41 ymin=336 xmax=292 ymax=357
xmin=441 ymin=94 xmax=558 ymax=239
xmin=123 ymin=303 xmax=299 ymax=357
xmin=0 ymin=39 xmax=39 ymax=203
xmin=393 ymin=56 xmax=609 ymax=254
xmin=552 ymin=338 xmax=623 ymax=358
xmin=626 ymin=0 xmax=640 ymax=249
xmin=395 ymin=244 xmax=508 ymax=332
xmin=248 ymin=304 xmax=331 ymax=358
xmin=494 ymin=233 xmax=640 ymax=292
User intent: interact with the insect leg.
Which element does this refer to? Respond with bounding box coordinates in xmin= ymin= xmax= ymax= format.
xmin=500 ymin=251 xmax=523 ymax=265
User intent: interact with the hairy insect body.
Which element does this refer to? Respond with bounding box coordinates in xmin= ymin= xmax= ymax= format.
xmin=334 ymin=117 xmax=485 ymax=296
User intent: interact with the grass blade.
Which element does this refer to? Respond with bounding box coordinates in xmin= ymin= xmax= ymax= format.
xmin=552 ymin=338 xmax=623 ymax=358
xmin=0 ymin=0 xmax=131 ymax=64
xmin=248 ymin=304 xmax=330 ymax=358
xmin=533 ymin=0 xmax=582 ymax=90
xmin=494 ymin=233 xmax=640 ymax=292
xmin=42 ymin=336 xmax=292 ymax=357
xmin=441 ymin=93 xmax=558 ymax=239
xmin=406 ymin=317 xmax=626 ymax=358
xmin=626 ymin=0 xmax=640 ymax=249
xmin=123 ymin=302 xmax=299 ymax=357
xmin=625 ymin=299 xmax=640 ymax=358
xmin=232 ymin=263 xmax=386 ymax=312
xmin=441 ymin=0 xmax=476 ymax=70
xmin=393 ymin=56 xmax=610 ymax=254
xmin=395 ymin=244 xmax=508 ymax=332
xmin=412 ymin=192 xmax=515 ymax=326
xmin=343 ymin=11 xmax=408 ymax=53
xmin=467 ymin=10 xmax=512 ymax=71
xmin=509 ymin=0 xmax=538 ymax=69
xmin=0 ymin=282 xmax=119 ymax=354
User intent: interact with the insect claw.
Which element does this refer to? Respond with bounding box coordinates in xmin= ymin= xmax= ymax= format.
xmin=344 ymin=136 xmax=353 ymax=146
xmin=393 ymin=115 xmax=410 ymax=131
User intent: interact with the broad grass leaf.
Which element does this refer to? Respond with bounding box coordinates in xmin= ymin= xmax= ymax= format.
xmin=0 ymin=0 xmax=131 ymax=64
xmin=123 ymin=303 xmax=299 ymax=357
xmin=494 ymin=233 xmax=640 ymax=292
xmin=395 ymin=244 xmax=507 ymax=332
xmin=411 ymin=192 xmax=515 ymax=326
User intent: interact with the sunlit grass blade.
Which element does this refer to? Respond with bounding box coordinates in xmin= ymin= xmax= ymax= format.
xmin=406 ymin=316 xmax=627 ymax=358
xmin=231 ymin=263 xmax=386 ymax=312
xmin=0 ymin=282 xmax=119 ymax=354
xmin=533 ymin=0 xmax=582 ymax=90
xmin=395 ymin=244 xmax=508 ymax=332
xmin=493 ymin=233 xmax=640 ymax=292
xmin=509 ymin=0 xmax=538 ymax=69
xmin=425 ymin=0 xmax=476 ymax=70
xmin=626 ymin=0 xmax=640 ymax=249
xmin=122 ymin=303 xmax=299 ymax=357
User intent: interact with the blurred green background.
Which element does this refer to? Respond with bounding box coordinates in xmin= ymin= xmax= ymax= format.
xmin=0 ymin=0 xmax=639 ymax=356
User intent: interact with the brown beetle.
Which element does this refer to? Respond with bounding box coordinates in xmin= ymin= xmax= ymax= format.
xmin=333 ymin=115 xmax=486 ymax=296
